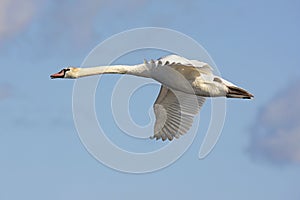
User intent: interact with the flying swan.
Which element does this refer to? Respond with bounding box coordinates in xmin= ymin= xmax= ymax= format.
xmin=51 ymin=55 xmax=253 ymax=141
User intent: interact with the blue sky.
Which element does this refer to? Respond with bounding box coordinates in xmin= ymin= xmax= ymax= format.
xmin=1 ymin=0 xmax=300 ymax=199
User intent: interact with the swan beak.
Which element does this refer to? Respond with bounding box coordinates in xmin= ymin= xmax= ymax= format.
xmin=50 ymin=70 xmax=64 ymax=79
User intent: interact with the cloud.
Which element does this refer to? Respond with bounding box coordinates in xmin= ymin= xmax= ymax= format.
xmin=37 ymin=0 xmax=148 ymax=48
xmin=247 ymin=80 xmax=300 ymax=165
xmin=0 ymin=0 xmax=107 ymax=58
xmin=0 ymin=83 xmax=13 ymax=100
xmin=41 ymin=1 xmax=103 ymax=46
xmin=0 ymin=0 xmax=37 ymax=40
xmin=0 ymin=0 xmax=198 ymax=58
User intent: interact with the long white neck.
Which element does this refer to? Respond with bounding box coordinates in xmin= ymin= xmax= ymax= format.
xmin=76 ymin=64 xmax=151 ymax=78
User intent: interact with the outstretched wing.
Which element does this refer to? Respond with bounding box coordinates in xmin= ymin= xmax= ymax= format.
xmin=157 ymin=54 xmax=213 ymax=75
xmin=151 ymin=85 xmax=206 ymax=141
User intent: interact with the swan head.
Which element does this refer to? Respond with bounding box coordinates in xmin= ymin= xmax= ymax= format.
xmin=50 ymin=67 xmax=79 ymax=79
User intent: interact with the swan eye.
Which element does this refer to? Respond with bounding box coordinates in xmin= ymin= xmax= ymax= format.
xmin=64 ymin=68 xmax=71 ymax=72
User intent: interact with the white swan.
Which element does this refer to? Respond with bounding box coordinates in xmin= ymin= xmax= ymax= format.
xmin=51 ymin=55 xmax=253 ymax=141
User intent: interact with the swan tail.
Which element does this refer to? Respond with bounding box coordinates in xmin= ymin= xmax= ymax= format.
xmin=226 ymin=85 xmax=254 ymax=99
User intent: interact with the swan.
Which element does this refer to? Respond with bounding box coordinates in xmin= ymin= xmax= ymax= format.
xmin=51 ymin=55 xmax=253 ymax=141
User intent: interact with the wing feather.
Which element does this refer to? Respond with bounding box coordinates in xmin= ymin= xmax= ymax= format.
xmin=151 ymin=85 xmax=206 ymax=141
xmin=157 ymin=54 xmax=213 ymax=74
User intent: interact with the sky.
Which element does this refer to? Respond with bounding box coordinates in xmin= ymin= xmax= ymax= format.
xmin=1 ymin=0 xmax=300 ymax=199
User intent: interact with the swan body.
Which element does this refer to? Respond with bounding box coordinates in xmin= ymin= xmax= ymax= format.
xmin=51 ymin=55 xmax=253 ymax=141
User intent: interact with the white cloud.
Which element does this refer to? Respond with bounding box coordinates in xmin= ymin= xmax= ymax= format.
xmin=39 ymin=0 xmax=148 ymax=47
xmin=0 ymin=0 xmax=196 ymax=57
xmin=0 ymin=0 xmax=37 ymax=39
xmin=247 ymin=80 xmax=300 ymax=165
xmin=0 ymin=83 xmax=12 ymax=100
xmin=45 ymin=1 xmax=103 ymax=45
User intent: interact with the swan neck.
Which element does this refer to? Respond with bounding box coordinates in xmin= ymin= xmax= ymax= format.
xmin=77 ymin=64 xmax=150 ymax=78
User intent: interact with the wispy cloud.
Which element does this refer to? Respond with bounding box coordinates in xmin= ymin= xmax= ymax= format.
xmin=247 ymin=80 xmax=300 ymax=165
xmin=40 ymin=1 xmax=103 ymax=47
xmin=0 ymin=0 xmax=200 ymax=59
xmin=0 ymin=0 xmax=149 ymax=57
xmin=38 ymin=0 xmax=148 ymax=48
xmin=0 ymin=0 xmax=37 ymax=40
xmin=0 ymin=83 xmax=12 ymax=100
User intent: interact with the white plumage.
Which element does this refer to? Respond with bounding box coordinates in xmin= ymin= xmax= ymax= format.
xmin=51 ymin=55 xmax=253 ymax=141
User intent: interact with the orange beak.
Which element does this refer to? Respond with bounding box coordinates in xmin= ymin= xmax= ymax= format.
xmin=50 ymin=70 xmax=65 ymax=79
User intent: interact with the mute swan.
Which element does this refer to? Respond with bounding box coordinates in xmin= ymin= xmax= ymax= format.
xmin=51 ymin=55 xmax=253 ymax=141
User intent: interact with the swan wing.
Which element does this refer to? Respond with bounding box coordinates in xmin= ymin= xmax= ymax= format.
xmin=157 ymin=54 xmax=213 ymax=74
xmin=151 ymin=85 xmax=206 ymax=141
